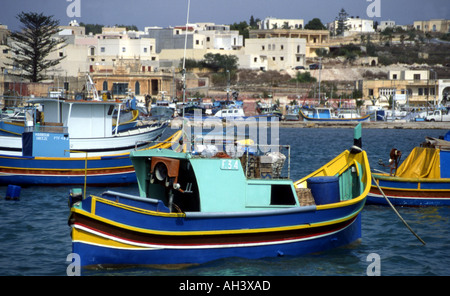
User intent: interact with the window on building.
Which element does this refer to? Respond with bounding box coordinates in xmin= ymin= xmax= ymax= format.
xmin=272 ymin=57 xmax=276 ymax=61
xmin=90 ymin=47 xmax=95 ymax=56
xmin=262 ymin=45 xmax=265 ymax=50
xmin=195 ymin=40 xmax=199 ymax=45
xmin=112 ymin=83 xmax=128 ymax=95
xmin=280 ymin=57 xmax=284 ymax=61
xmin=369 ymin=89 xmax=374 ymax=96
xmin=101 ymin=47 xmax=105 ymax=52
xmin=103 ymin=81 xmax=108 ymax=91
xmin=135 ymin=81 xmax=140 ymax=95
xmin=281 ymin=45 xmax=284 ymax=50
xmin=418 ymin=88 xmax=423 ymax=95
xmin=59 ymin=52 xmax=63 ymax=57
xmin=254 ymin=57 xmax=258 ymax=62
xmin=393 ymin=74 xmax=397 ymax=79
xmin=414 ymin=74 xmax=421 ymax=80
xmin=143 ymin=47 xmax=147 ymax=53
xmin=122 ymin=47 xmax=126 ymax=52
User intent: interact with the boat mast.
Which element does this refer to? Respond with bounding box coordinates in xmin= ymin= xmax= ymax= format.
xmin=181 ymin=0 xmax=191 ymax=139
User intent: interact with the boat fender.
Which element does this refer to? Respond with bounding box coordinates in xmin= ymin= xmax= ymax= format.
xmin=68 ymin=188 xmax=83 ymax=207
xmin=5 ymin=185 xmax=21 ymax=200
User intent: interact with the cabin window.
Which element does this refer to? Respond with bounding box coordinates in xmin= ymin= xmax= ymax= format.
xmin=270 ymin=185 xmax=296 ymax=205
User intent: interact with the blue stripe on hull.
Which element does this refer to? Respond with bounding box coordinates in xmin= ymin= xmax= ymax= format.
xmin=367 ymin=195 xmax=450 ymax=206
xmin=0 ymin=172 xmax=136 ymax=186
xmin=73 ymin=214 xmax=362 ymax=267
xmin=89 ymin=194 xmax=364 ymax=232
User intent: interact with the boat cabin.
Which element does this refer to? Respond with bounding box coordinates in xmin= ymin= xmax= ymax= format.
xmin=27 ymin=98 xmax=124 ymax=138
xmin=214 ymin=108 xmax=245 ymax=118
xmin=129 ymin=143 xmax=364 ymax=214
xmin=309 ymin=107 xmax=335 ymax=119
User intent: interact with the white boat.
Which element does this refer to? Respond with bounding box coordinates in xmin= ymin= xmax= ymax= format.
xmin=214 ymin=108 xmax=246 ymax=118
xmin=0 ymin=98 xmax=168 ymax=157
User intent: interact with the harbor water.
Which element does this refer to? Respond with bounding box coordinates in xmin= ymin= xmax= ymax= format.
xmin=0 ymin=127 xmax=449 ymax=276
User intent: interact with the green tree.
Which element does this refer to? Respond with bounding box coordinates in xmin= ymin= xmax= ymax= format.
xmin=201 ymin=53 xmax=238 ymax=72
xmin=7 ymin=12 xmax=66 ymax=82
xmin=230 ymin=21 xmax=250 ymax=39
xmin=249 ymin=16 xmax=260 ymax=29
xmin=336 ymin=8 xmax=349 ymax=36
xmin=304 ymin=18 xmax=326 ymax=30
xmin=80 ymin=23 xmax=103 ymax=34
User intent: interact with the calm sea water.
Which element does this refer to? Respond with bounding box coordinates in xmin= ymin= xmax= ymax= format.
xmin=0 ymin=127 xmax=449 ymax=276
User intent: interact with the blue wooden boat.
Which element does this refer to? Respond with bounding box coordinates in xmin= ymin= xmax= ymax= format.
xmin=300 ymin=107 xmax=370 ymax=122
xmin=368 ymin=132 xmax=450 ymax=206
xmin=68 ymin=124 xmax=371 ymax=268
xmin=0 ymin=131 xmax=182 ymax=186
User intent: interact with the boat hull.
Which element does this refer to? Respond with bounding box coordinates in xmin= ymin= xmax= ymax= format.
xmin=0 ymin=129 xmax=181 ymax=186
xmin=368 ymin=175 xmax=450 ymax=206
xmin=0 ymin=123 xmax=167 ymax=157
xmin=70 ymin=192 xmax=365 ymax=267
xmin=0 ymin=154 xmax=136 ymax=186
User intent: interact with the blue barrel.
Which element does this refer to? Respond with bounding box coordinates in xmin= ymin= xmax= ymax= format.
xmin=307 ymin=176 xmax=340 ymax=205
xmin=5 ymin=185 xmax=21 ymax=200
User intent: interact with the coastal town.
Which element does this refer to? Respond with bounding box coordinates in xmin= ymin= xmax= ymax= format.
xmin=1 ymin=3 xmax=450 ymax=277
xmin=0 ymin=12 xmax=449 ymax=124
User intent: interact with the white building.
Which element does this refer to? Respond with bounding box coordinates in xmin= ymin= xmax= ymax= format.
xmin=242 ymin=37 xmax=306 ymax=71
xmin=330 ymin=17 xmax=375 ymax=36
xmin=259 ymin=17 xmax=304 ymax=30
xmin=378 ymin=20 xmax=396 ymax=32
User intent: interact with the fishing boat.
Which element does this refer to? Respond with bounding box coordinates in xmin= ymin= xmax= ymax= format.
xmin=0 ymin=130 xmax=182 ymax=186
xmin=284 ymin=105 xmax=301 ymax=121
xmin=213 ymin=108 xmax=246 ymax=119
xmin=300 ymin=107 xmax=370 ymax=122
xmin=0 ymin=97 xmax=168 ymax=157
xmin=368 ymin=131 xmax=450 ymax=206
xmin=68 ymin=124 xmax=371 ymax=268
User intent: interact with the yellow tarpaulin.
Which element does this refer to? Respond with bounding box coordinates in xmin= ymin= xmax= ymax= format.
xmin=396 ymin=147 xmax=440 ymax=179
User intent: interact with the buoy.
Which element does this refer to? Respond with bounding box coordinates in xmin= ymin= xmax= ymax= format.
xmin=68 ymin=188 xmax=83 ymax=207
xmin=5 ymin=185 xmax=21 ymax=200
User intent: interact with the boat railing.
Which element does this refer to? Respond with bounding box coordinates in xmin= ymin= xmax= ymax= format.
xmin=189 ymin=136 xmax=291 ymax=180
xmin=24 ymin=123 xmax=68 ymax=134
xmin=242 ymin=144 xmax=291 ymax=180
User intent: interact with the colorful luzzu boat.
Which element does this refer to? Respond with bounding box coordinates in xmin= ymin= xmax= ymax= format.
xmin=0 ymin=131 xmax=182 ymax=186
xmin=68 ymin=124 xmax=371 ymax=268
xmin=368 ymin=132 xmax=450 ymax=206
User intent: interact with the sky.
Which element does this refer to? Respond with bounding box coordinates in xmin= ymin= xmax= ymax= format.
xmin=1 ymin=0 xmax=449 ymax=32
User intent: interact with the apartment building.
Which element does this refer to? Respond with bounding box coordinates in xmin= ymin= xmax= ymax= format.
xmin=243 ymin=37 xmax=306 ymax=71
xmin=414 ymin=19 xmax=450 ymax=33
xmin=359 ymin=70 xmax=442 ymax=107
xmin=249 ymin=28 xmax=329 ymax=57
